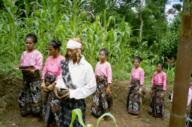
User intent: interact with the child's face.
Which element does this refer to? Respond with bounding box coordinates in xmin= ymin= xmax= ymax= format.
xmin=99 ymin=51 xmax=106 ymax=62
xmin=134 ymin=59 xmax=140 ymax=68
xmin=156 ymin=64 xmax=162 ymax=72
xmin=25 ymin=37 xmax=35 ymax=51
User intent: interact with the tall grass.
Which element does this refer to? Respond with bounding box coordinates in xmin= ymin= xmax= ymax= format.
xmin=0 ymin=0 xmax=175 ymax=86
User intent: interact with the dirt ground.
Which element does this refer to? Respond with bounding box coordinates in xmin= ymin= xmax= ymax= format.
xmin=0 ymin=75 xmax=171 ymax=127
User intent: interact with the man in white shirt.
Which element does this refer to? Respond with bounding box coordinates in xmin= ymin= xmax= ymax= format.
xmin=55 ymin=38 xmax=96 ymax=127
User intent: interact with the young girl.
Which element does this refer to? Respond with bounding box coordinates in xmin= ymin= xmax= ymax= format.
xmin=91 ymin=48 xmax=112 ymax=117
xmin=149 ymin=63 xmax=167 ymax=118
xmin=41 ymin=40 xmax=64 ymax=127
xmin=127 ymin=56 xmax=144 ymax=115
xmin=18 ymin=33 xmax=43 ymax=116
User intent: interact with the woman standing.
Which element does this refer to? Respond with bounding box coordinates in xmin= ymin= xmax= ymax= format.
xmin=91 ymin=48 xmax=113 ymax=117
xmin=18 ymin=33 xmax=43 ymax=117
xmin=127 ymin=56 xmax=145 ymax=115
xmin=55 ymin=38 xmax=96 ymax=127
xmin=41 ymin=40 xmax=64 ymax=127
xmin=149 ymin=63 xmax=167 ymax=118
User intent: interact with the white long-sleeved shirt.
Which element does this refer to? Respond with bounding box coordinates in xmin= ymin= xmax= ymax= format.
xmin=56 ymin=58 xmax=96 ymax=100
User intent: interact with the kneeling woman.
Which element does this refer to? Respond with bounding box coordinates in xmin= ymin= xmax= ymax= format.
xmin=149 ymin=63 xmax=167 ymax=118
xmin=41 ymin=40 xmax=64 ymax=127
xmin=55 ymin=38 xmax=96 ymax=127
xmin=127 ymin=56 xmax=145 ymax=115
xmin=18 ymin=33 xmax=43 ymax=116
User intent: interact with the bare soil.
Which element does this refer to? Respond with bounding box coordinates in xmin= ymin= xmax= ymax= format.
xmin=0 ymin=75 xmax=170 ymax=127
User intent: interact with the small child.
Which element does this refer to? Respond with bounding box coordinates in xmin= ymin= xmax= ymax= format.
xmin=127 ymin=56 xmax=145 ymax=115
xmin=149 ymin=63 xmax=167 ymax=118
xmin=91 ymin=48 xmax=112 ymax=117
xmin=18 ymin=33 xmax=43 ymax=117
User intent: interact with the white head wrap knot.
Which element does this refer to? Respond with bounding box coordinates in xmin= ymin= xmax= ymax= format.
xmin=67 ymin=39 xmax=82 ymax=49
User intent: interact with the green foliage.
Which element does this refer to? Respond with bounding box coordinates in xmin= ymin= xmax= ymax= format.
xmin=0 ymin=0 xmax=176 ymax=84
xmin=159 ymin=15 xmax=181 ymax=59
xmin=69 ymin=109 xmax=118 ymax=127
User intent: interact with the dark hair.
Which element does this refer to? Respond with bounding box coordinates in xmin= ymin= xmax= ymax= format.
xmin=49 ymin=40 xmax=62 ymax=50
xmin=25 ymin=33 xmax=37 ymax=43
xmin=134 ymin=56 xmax=142 ymax=63
xmin=99 ymin=48 xmax=108 ymax=56
xmin=157 ymin=63 xmax=164 ymax=69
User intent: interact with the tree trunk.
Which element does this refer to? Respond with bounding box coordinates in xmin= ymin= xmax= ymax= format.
xmin=169 ymin=0 xmax=192 ymax=127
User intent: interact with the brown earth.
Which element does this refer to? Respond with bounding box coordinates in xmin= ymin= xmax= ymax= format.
xmin=0 ymin=75 xmax=171 ymax=127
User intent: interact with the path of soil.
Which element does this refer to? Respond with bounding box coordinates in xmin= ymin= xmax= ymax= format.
xmin=0 ymin=75 xmax=171 ymax=127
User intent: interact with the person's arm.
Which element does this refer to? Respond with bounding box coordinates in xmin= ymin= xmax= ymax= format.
xmin=163 ymin=73 xmax=167 ymax=91
xmin=106 ymin=63 xmax=112 ymax=84
xmin=41 ymin=58 xmax=48 ymax=80
xmin=69 ymin=64 xmax=96 ymax=99
xmin=35 ymin=52 xmax=43 ymax=70
xmin=140 ymin=69 xmax=145 ymax=86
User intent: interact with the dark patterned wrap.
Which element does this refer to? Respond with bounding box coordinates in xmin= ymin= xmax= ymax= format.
xmin=127 ymin=80 xmax=142 ymax=115
xmin=18 ymin=70 xmax=41 ymax=116
xmin=149 ymin=85 xmax=164 ymax=118
xmin=42 ymin=73 xmax=61 ymax=127
xmin=59 ymin=99 xmax=86 ymax=127
xmin=91 ymin=75 xmax=113 ymax=117
xmin=58 ymin=59 xmax=86 ymax=127
xmin=60 ymin=60 xmax=76 ymax=89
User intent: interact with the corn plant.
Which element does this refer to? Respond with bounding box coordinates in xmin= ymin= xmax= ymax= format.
xmin=0 ymin=0 xmax=175 ymax=83
xmin=69 ymin=109 xmax=118 ymax=127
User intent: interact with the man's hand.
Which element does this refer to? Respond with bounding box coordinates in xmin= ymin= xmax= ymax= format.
xmin=59 ymin=89 xmax=70 ymax=100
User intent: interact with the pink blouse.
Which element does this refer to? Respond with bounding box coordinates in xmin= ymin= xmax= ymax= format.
xmin=151 ymin=71 xmax=167 ymax=90
xmin=20 ymin=49 xmax=43 ymax=70
xmin=95 ymin=62 xmax=112 ymax=84
xmin=188 ymin=83 xmax=192 ymax=106
xmin=42 ymin=55 xmax=65 ymax=80
xmin=131 ymin=67 xmax=145 ymax=85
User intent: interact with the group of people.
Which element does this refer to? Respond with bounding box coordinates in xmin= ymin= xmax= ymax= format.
xmin=17 ymin=33 xmax=168 ymax=127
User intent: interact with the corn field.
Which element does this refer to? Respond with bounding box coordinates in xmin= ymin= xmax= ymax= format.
xmin=0 ymin=0 xmax=175 ymax=84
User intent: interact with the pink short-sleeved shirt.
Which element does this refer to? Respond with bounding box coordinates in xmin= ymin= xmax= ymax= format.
xmin=151 ymin=71 xmax=167 ymax=91
xmin=131 ymin=67 xmax=145 ymax=85
xmin=20 ymin=49 xmax=43 ymax=70
xmin=95 ymin=62 xmax=112 ymax=84
xmin=42 ymin=55 xmax=65 ymax=80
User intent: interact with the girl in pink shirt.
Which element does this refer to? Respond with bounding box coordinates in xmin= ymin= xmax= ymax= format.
xmin=91 ymin=48 xmax=113 ymax=117
xmin=18 ymin=33 xmax=43 ymax=117
xmin=127 ymin=56 xmax=145 ymax=115
xmin=149 ymin=63 xmax=167 ymax=118
xmin=41 ymin=40 xmax=64 ymax=127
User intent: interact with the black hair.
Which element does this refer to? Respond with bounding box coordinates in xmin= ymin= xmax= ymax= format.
xmin=25 ymin=33 xmax=37 ymax=43
xmin=134 ymin=56 xmax=142 ymax=63
xmin=99 ymin=48 xmax=108 ymax=56
xmin=157 ymin=63 xmax=164 ymax=69
xmin=49 ymin=40 xmax=62 ymax=50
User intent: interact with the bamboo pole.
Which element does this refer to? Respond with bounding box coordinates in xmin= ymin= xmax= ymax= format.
xmin=169 ymin=1 xmax=192 ymax=127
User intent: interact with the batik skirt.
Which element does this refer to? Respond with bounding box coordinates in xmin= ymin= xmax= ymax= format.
xmin=18 ymin=70 xmax=41 ymax=116
xmin=91 ymin=75 xmax=113 ymax=117
xmin=149 ymin=85 xmax=164 ymax=118
xmin=59 ymin=99 xmax=86 ymax=127
xmin=127 ymin=80 xmax=142 ymax=115
xmin=42 ymin=74 xmax=61 ymax=127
